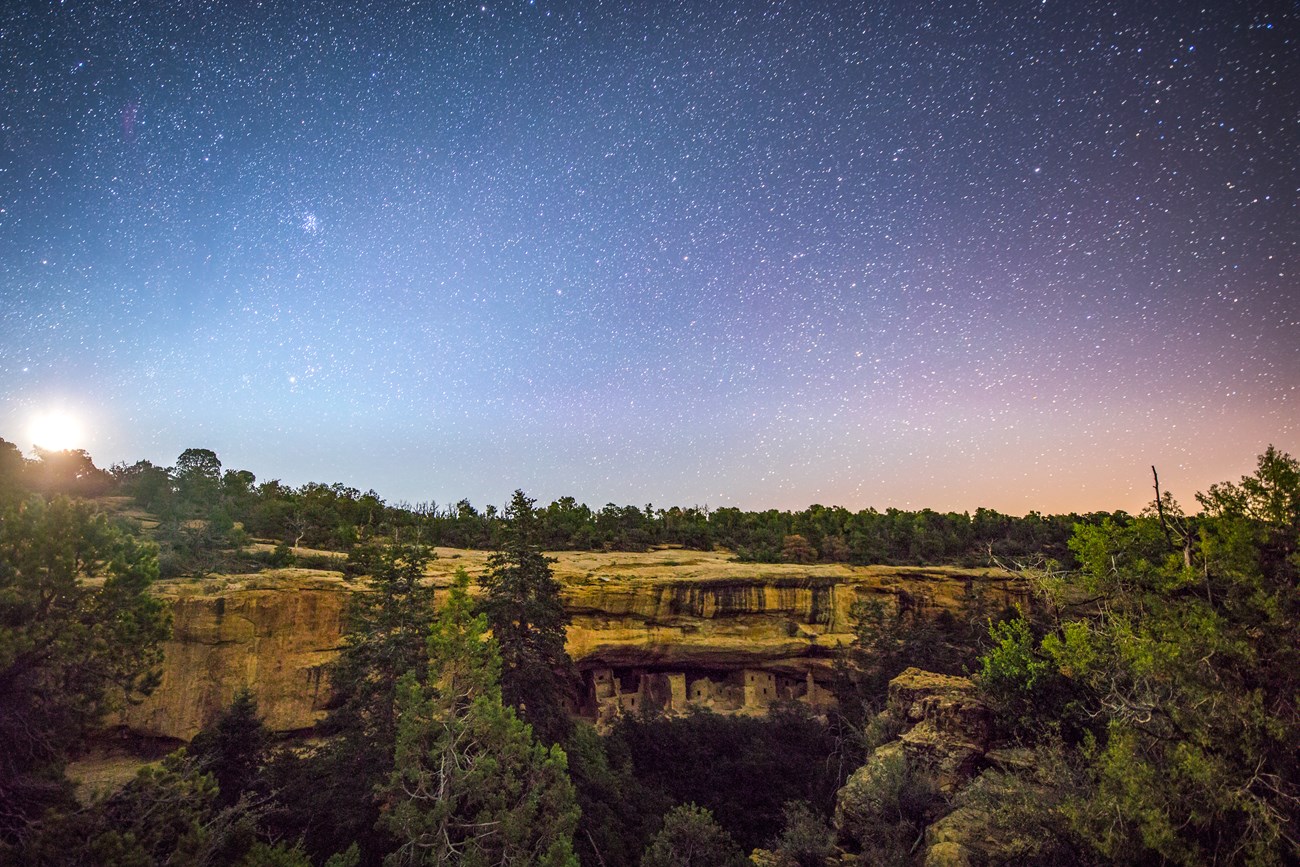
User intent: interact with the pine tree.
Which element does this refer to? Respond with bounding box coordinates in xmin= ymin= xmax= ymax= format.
xmin=266 ymin=541 xmax=436 ymax=864
xmin=189 ymin=688 xmax=270 ymax=807
xmin=0 ymin=496 xmax=169 ymax=845
xmin=479 ymin=489 xmax=576 ymax=744
xmin=380 ymin=568 xmax=580 ymax=866
xmin=323 ymin=541 xmax=438 ymax=746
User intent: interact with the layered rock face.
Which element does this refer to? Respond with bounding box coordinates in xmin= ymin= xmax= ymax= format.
xmin=119 ymin=550 xmax=1022 ymax=741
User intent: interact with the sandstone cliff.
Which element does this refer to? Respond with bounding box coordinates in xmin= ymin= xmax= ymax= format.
xmin=118 ymin=548 xmax=1023 ymax=741
xmin=120 ymin=572 xmax=349 ymax=740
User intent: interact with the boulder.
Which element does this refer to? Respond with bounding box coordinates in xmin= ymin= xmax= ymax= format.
xmin=924 ymin=802 xmax=999 ymax=866
xmin=833 ymin=741 xmax=908 ymax=837
xmin=924 ymin=842 xmax=974 ymax=867
xmin=921 ymin=769 xmax=1037 ymax=867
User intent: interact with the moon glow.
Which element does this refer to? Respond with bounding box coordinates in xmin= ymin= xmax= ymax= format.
xmin=28 ymin=410 xmax=84 ymax=451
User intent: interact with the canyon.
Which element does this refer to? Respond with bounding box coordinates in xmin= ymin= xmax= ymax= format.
xmin=116 ymin=547 xmax=1025 ymax=741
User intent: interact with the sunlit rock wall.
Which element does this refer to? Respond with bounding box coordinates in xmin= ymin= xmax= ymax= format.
xmin=118 ymin=564 xmax=1024 ymax=741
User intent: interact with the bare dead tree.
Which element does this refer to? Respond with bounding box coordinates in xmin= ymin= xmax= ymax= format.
xmin=1152 ymin=465 xmax=1174 ymax=551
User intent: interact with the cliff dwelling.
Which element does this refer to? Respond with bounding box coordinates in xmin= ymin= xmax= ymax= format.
xmin=582 ymin=665 xmax=836 ymax=727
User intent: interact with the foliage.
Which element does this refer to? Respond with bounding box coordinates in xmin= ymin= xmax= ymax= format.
xmin=326 ymin=542 xmax=438 ymax=743
xmin=431 ymin=494 xmax=1108 ymax=564
xmin=28 ymin=448 xmax=113 ymax=498
xmin=977 ymin=447 xmax=1300 ymax=865
xmin=978 ymin=612 xmax=1090 ymax=742
xmin=5 ymin=435 xmax=1122 ymax=573
xmin=640 ymin=803 xmax=746 ymax=867
xmin=188 ymin=688 xmax=271 ymax=807
xmin=835 ymin=745 xmax=941 ymax=865
xmin=379 ymin=568 xmax=580 ymax=866
xmin=324 ymin=845 xmax=363 ymax=867
xmin=780 ymin=534 xmax=818 ymax=564
xmin=769 ymin=800 xmax=835 ymax=867
xmin=236 ymin=841 xmax=315 ymax=866
xmin=9 ymin=434 xmax=1259 ymax=863
xmin=564 ymin=721 xmax=661 ymax=867
xmin=18 ymin=746 xmax=325 ymax=867
xmin=154 ymin=518 xmax=234 ymax=579
xmin=18 ymin=749 xmax=262 ymax=866
xmin=112 ymin=459 xmax=175 ymax=514
xmin=130 ymin=448 xmax=260 ymax=578
xmin=946 ymin=747 xmax=1094 ymax=866
xmin=264 ymin=541 xmax=436 ymax=865
xmin=175 ymin=447 xmax=223 ymax=513
xmin=613 ymin=705 xmax=841 ymax=853
xmin=0 ymin=439 xmax=26 ymax=501
xmin=263 ymin=542 xmax=297 ymax=568
xmin=0 ymin=496 xmax=169 ymax=844
xmin=9 ymin=436 xmax=1119 ymax=571
xmin=835 ymin=583 xmax=999 ymax=741
xmin=480 ymin=489 xmax=577 ymax=745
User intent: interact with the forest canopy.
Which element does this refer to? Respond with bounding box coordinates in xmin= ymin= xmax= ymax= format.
xmin=1 ymin=436 xmax=1124 ymax=577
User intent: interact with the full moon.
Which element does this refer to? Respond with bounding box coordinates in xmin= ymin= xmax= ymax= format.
xmin=28 ymin=410 xmax=84 ymax=451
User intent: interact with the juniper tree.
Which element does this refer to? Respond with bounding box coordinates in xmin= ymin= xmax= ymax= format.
xmin=979 ymin=447 xmax=1300 ymax=865
xmin=640 ymin=804 xmax=746 ymax=867
xmin=380 ymin=568 xmax=580 ymax=867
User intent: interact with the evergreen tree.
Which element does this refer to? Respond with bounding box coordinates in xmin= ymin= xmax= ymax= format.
xmin=266 ymin=541 xmax=436 ymax=865
xmin=189 ymin=688 xmax=271 ymax=807
xmin=565 ymin=722 xmax=661 ymax=867
xmin=324 ymin=542 xmax=438 ymax=746
xmin=979 ymin=447 xmax=1300 ymax=865
xmin=0 ymin=496 xmax=169 ymax=847
xmin=612 ymin=707 xmax=841 ymax=854
xmin=640 ymin=804 xmax=746 ymax=867
xmin=770 ymin=801 xmax=835 ymax=867
xmin=20 ymin=747 xmax=318 ymax=867
xmin=380 ymin=568 xmax=580 ymax=866
xmin=480 ymin=489 xmax=576 ymax=744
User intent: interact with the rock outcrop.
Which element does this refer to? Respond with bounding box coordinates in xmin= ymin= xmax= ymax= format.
xmin=834 ymin=668 xmax=994 ymax=843
xmin=117 ymin=549 xmax=1022 ymax=741
xmin=889 ymin=668 xmax=993 ymax=793
xmin=833 ymin=668 xmax=1046 ymax=867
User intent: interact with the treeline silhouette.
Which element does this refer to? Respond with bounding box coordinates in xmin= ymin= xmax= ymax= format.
xmin=1 ymin=438 xmax=1129 ymax=572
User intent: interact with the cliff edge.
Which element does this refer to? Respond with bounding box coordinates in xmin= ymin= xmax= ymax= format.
xmin=118 ymin=548 xmax=1022 ymax=741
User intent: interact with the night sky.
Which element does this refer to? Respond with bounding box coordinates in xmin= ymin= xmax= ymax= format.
xmin=1 ymin=1 xmax=1296 ymax=515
